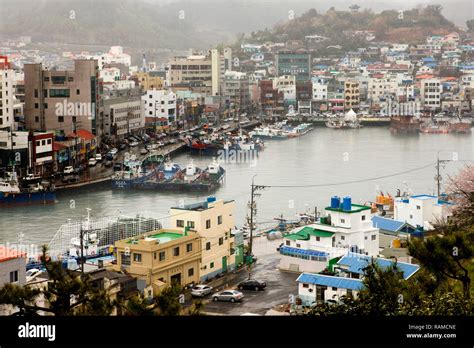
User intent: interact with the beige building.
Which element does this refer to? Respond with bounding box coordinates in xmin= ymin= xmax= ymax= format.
xmin=170 ymin=198 xmax=237 ymax=282
xmin=133 ymin=71 xmax=164 ymax=91
xmin=114 ymin=229 xmax=201 ymax=293
xmin=24 ymin=60 xmax=104 ymax=138
xmin=344 ymin=78 xmax=360 ymax=110
xmin=167 ymin=55 xmax=212 ymax=95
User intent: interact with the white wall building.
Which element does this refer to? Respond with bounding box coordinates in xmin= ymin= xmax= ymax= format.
xmin=99 ymin=67 xmax=121 ymax=83
xmin=143 ymin=89 xmax=177 ymax=124
xmin=394 ymin=194 xmax=453 ymax=231
xmin=279 ymin=196 xmax=379 ymax=274
xmin=312 ymin=80 xmax=327 ymax=101
xmin=0 ymin=69 xmax=15 ymax=129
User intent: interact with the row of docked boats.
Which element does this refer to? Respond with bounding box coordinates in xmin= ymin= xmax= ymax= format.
xmin=111 ymin=154 xmax=225 ymax=191
xmin=325 ymin=109 xmax=362 ymax=129
xmin=390 ymin=114 xmax=472 ymax=134
xmin=185 ymin=132 xmax=264 ymax=156
xmin=248 ymin=120 xmax=313 ymax=140
xmin=0 ymin=169 xmax=56 ymax=206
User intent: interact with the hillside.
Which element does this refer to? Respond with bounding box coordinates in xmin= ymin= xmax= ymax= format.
xmin=243 ymin=5 xmax=458 ymax=49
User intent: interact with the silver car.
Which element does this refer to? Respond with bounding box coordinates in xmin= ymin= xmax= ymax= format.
xmin=212 ymin=290 xmax=244 ymax=303
xmin=191 ymin=285 xmax=213 ymax=297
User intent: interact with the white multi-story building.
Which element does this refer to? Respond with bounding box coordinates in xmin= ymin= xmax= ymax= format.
xmin=367 ymin=77 xmax=397 ymax=101
xmin=99 ymin=67 xmax=121 ymax=82
xmin=103 ymin=96 xmax=144 ymax=140
xmin=461 ymin=74 xmax=474 ymax=89
xmin=394 ymin=194 xmax=453 ymax=231
xmin=279 ymin=196 xmax=379 ymax=274
xmin=312 ymin=80 xmax=327 ymax=101
xmin=143 ymin=89 xmax=177 ymax=125
xmin=421 ymin=78 xmax=442 ymax=110
xmin=0 ymin=68 xmax=15 ymax=129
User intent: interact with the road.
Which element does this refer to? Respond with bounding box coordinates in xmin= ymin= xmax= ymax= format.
xmin=192 ymin=238 xmax=299 ymax=315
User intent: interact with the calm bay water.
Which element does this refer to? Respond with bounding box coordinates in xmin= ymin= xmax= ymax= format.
xmin=0 ymin=127 xmax=472 ymax=246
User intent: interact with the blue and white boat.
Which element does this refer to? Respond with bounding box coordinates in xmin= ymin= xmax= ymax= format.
xmin=0 ymin=172 xmax=55 ymax=206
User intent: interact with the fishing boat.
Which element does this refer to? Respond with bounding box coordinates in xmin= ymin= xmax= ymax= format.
xmin=111 ymin=154 xmax=164 ymax=189
xmin=448 ymin=115 xmax=472 ymax=133
xmin=0 ymin=171 xmax=55 ymax=206
xmin=390 ymin=115 xmax=421 ymax=134
xmin=184 ymin=138 xmax=224 ymax=155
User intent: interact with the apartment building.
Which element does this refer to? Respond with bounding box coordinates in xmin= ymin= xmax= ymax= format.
xmin=223 ymin=71 xmax=250 ymax=111
xmin=103 ymin=94 xmax=144 ymax=141
xmin=169 ymin=197 xmax=237 ymax=282
xmin=167 ymin=55 xmax=212 ymax=95
xmin=275 ymin=50 xmax=311 ymax=82
xmin=421 ymin=78 xmax=442 ymax=111
xmin=24 ymin=60 xmax=104 ymax=138
xmin=0 ymin=58 xmax=15 ymax=129
xmin=344 ymin=78 xmax=360 ymax=110
xmin=114 ymin=229 xmax=201 ymax=293
xmin=142 ymin=89 xmax=177 ymax=126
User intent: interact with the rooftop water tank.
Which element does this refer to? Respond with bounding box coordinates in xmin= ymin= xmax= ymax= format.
xmin=342 ymin=196 xmax=352 ymax=211
xmin=331 ymin=196 xmax=340 ymax=209
xmin=207 ymin=196 xmax=216 ymax=203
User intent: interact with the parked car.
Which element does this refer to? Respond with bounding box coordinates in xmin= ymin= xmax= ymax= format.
xmin=104 ymin=160 xmax=113 ymax=168
xmin=119 ymin=144 xmax=127 ymax=151
xmin=88 ymin=158 xmax=98 ymax=166
xmin=25 ymin=268 xmax=43 ymax=283
xmin=129 ymin=141 xmax=139 ymax=147
xmin=191 ymin=285 xmax=213 ymax=297
xmin=109 ymin=148 xmax=118 ymax=155
xmin=74 ymin=164 xmax=85 ymax=175
xmin=63 ymin=166 xmax=74 ymax=174
xmin=212 ymin=290 xmax=244 ymax=303
xmin=237 ymin=279 xmax=266 ymax=291
xmin=113 ymin=163 xmax=123 ymax=172
xmin=157 ymin=142 xmax=165 ymax=148
xmin=140 ymin=148 xmax=148 ymax=155
xmin=95 ymin=153 xmax=102 ymax=162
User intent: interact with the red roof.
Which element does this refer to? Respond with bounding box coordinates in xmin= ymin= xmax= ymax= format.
xmin=66 ymin=129 xmax=95 ymax=140
xmin=0 ymin=246 xmax=27 ymax=263
xmin=53 ymin=142 xmax=67 ymax=151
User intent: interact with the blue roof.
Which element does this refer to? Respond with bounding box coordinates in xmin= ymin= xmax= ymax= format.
xmin=372 ymin=216 xmax=408 ymax=232
xmin=296 ymin=273 xmax=365 ymax=291
xmin=410 ymin=194 xmax=437 ymax=200
xmin=280 ymin=246 xmax=328 ymax=257
xmin=336 ymin=252 xmax=420 ymax=280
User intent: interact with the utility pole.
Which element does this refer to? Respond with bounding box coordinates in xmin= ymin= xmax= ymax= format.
xmin=435 ymin=151 xmax=451 ymax=197
xmin=247 ymin=175 xmax=267 ymax=257
xmin=79 ymin=219 xmax=85 ymax=274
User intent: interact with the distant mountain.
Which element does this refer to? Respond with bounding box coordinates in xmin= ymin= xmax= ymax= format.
xmin=0 ymin=0 xmax=470 ymax=51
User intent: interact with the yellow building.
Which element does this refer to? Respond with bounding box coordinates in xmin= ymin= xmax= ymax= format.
xmin=133 ymin=72 xmax=164 ymax=91
xmin=169 ymin=197 xmax=237 ymax=282
xmin=113 ymin=229 xmax=201 ymax=293
xmin=344 ymin=78 xmax=360 ymax=110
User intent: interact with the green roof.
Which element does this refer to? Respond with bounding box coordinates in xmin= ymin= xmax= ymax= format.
xmin=285 ymin=226 xmax=334 ymax=241
xmin=325 ymin=204 xmax=371 ymax=214
xmin=127 ymin=231 xmax=183 ymax=244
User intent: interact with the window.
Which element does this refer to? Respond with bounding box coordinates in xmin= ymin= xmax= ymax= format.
xmin=154 ymin=252 xmax=157 ymax=260
xmin=296 ymin=243 xmax=301 ymax=248
xmin=347 ymin=289 xmax=353 ymax=296
xmin=332 ymin=287 xmax=337 ymax=291
xmin=76 ymin=89 xmax=80 ymax=95
xmin=187 ymin=221 xmax=195 ymax=229
xmin=341 ymin=236 xmax=345 ymax=241
xmin=186 ymin=243 xmax=192 ymax=252
xmin=121 ymin=252 xmax=131 ymax=266
xmin=173 ymin=247 xmax=180 ymax=256
xmin=58 ymin=116 xmax=64 ymax=123
xmin=286 ymin=240 xmax=290 ymax=246
xmin=416 ymin=205 xmax=421 ymax=210
xmin=340 ymin=218 xmax=345 ymax=223
xmin=68 ymin=77 xmax=74 ymax=82
xmin=219 ymin=237 xmax=224 ymax=246
xmin=302 ymin=283 xmax=309 ymax=288
xmin=206 ymin=242 xmax=211 ymax=250
xmin=316 ymin=236 xmax=320 ymax=242
xmin=34 ymin=103 xmax=39 ymax=109
xmin=188 ymin=268 xmax=194 ymax=277
xmin=49 ymin=89 xmax=70 ymax=98
xmin=409 ymin=214 xmax=413 ymax=219
xmin=51 ymin=76 xmax=66 ymax=84
xmin=210 ymin=262 xmax=214 ymax=269
xmin=361 ymin=215 xmax=366 ymax=221
xmin=9 ymin=270 xmax=18 ymax=283
xmin=176 ymin=219 xmax=184 ymax=227
xmin=206 ymin=219 xmax=211 ymax=229
xmin=371 ymin=235 xmax=377 ymax=241
xmin=133 ymin=253 xmax=142 ymax=262
xmin=218 ymin=215 xmax=223 ymax=225
xmin=159 ymin=251 xmax=165 ymax=261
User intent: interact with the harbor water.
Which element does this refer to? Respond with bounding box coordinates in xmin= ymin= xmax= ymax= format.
xmin=0 ymin=127 xmax=472 ymax=246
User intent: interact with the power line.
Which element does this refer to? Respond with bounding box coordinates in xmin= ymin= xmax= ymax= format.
xmin=256 ymin=162 xmax=436 ymax=189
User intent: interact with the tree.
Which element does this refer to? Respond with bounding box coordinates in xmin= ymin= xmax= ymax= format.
xmin=467 ymin=20 xmax=474 ymax=31
xmin=0 ymin=246 xmax=114 ymax=316
xmin=155 ymin=282 xmax=183 ymax=316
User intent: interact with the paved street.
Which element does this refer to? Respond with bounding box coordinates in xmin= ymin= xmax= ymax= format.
xmin=196 ymin=237 xmax=299 ymax=315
